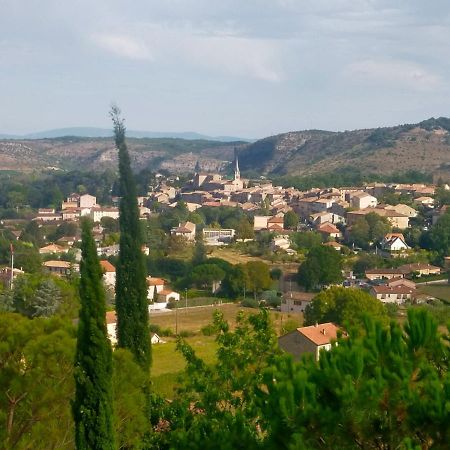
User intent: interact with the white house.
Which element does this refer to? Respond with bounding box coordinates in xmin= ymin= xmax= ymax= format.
xmin=370 ymin=285 xmax=415 ymax=304
xmin=271 ymin=235 xmax=291 ymax=251
xmin=350 ymin=192 xmax=377 ymax=210
xmin=90 ymin=207 xmax=120 ymax=222
xmin=381 ymin=233 xmax=410 ymax=253
xmin=203 ymin=228 xmax=235 ymax=245
xmin=79 ymin=194 xmax=97 ymax=208
xmin=280 ymin=292 xmax=315 ymax=313
xmin=100 ymin=260 xmax=116 ymax=287
xmin=171 ymin=221 xmax=196 ymax=241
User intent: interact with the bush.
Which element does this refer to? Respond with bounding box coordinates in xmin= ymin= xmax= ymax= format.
xmin=241 ymin=298 xmax=259 ymax=308
xmin=149 ymin=323 xmax=162 ymax=334
xmin=201 ymin=324 xmax=216 ymax=336
xmin=178 ymin=330 xmax=195 ymax=338
xmin=281 ymin=318 xmax=300 ymax=334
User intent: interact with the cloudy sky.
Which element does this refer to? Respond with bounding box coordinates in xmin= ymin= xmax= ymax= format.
xmin=1 ymin=0 xmax=449 ymax=138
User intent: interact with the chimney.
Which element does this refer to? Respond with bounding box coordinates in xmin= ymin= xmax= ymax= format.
xmin=321 ymin=329 xmax=326 ymax=335
xmin=315 ymin=322 xmax=318 ymax=328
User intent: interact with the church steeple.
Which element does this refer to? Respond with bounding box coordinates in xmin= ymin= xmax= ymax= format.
xmin=195 ymin=160 xmax=201 ymax=174
xmin=233 ymin=148 xmax=240 ymax=181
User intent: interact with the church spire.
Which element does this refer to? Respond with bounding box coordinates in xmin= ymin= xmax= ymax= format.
xmin=195 ymin=160 xmax=201 ymax=174
xmin=233 ymin=148 xmax=240 ymax=181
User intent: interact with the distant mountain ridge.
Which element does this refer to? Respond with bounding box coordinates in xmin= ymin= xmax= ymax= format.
xmin=0 ymin=127 xmax=251 ymax=143
xmin=238 ymin=117 xmax=450 ymax=178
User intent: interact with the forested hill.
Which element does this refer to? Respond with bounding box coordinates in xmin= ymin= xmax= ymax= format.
xmin=238 ymin=117 xmax=450 ymax=178
xmin=0 ymin=136 xmax=245 ymax=173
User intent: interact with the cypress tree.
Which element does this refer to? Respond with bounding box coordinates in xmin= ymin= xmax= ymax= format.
xmin=73 ymin=220 xmax=114 ymax=450
xmin=111 ymin=106 xmax=151 ymax=370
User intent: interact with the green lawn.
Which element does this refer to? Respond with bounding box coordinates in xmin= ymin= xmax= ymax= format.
xmin=417 ymin=284 xmax=450 ymax=302
xmin=151 ymin=335 xmax=217 ymax=398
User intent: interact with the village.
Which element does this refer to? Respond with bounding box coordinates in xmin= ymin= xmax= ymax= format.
xmin=0 ymin=152 xmax=449 ymax=364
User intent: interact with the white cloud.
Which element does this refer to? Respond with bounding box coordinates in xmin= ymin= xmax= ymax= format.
xmin=346 ymin=59 xmax=442 ymax=91
xmin=91 ymin=33 xmax=152 ymax=61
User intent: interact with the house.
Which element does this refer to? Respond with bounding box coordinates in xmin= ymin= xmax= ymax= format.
xmin=157 ymin=289 xmax=180 ymax=305
xmin=147 ymin=277 xmax=166 ymax=301
xmin=370 ymin=285 xmax=415 ymax=304
xmin=365 ymin=268 xmax=404 ymax=280
xmin=203 ymin=228 xmax=236 ymax=245
xmin=43 ymin=260 xmax=79 ymax=276
xmin=34 ymin=211 xmax=62 ymax=222
xmin=317 ymin=222 xmax=341 ymax=240
xmin=280 ymin=292 xmax=315 ymax=313
xmin=267 ymin=216 xmax=285 ymax=232
xmin=278 ymin=322 xmax=341 ymax=361
xmin=79 ymin=194 xmax=97 ymax=208
xmin=398 ymin=263 xmax=441 ymax=277
xmin=97 ymin=244 xmax=120 ymax=257
xmin=100 ymin=260 xmax=116 ymax=287
xmin=90 ymin=207 xmax=120 ymax=222
xmin=347 ymin=208 xmax=409 ymax=229
xmin=106 ymin=311 xmax=118 ymax=345
xmin=39 ymin=243 xmax=67 ymax=255
xmin=350 ymin=192 xmax=377 ymax=210
xmin=323 ymin=241 xmax=342 ymax=251
xmin=171 ymin=221 xmax=196 ymax=241
xmin=386 ymin=277 xmax=416 ymax=289
xmin=381 ymin=233 xmax=410 ymax=254
xmin=384 ymin=204 xmax=418 ymax=218
xmin=413 ymin=196 xmax=434 ymax=207
xmin=271 ymin=235 xmax=291 ymax=251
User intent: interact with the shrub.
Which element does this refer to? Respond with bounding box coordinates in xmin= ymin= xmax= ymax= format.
xmin=201 ymin=324 xmax=216 ymax=336
xmin=241 ymin=298 xmax=259 ymax=308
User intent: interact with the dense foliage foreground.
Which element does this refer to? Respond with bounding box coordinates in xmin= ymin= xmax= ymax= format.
xmin=0 ymin=308 xmax=448 ymax=449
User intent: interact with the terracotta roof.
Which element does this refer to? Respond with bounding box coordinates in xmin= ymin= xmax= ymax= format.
xmin=398 ymin=263 xmax=441 ymax=273
xmin=106 ymin=311 xmax=117 ymax=324
xmin=159 ymin=289 xmax=177 ymax=295
xmin=324 ymin=241 xmax=341 ymax=248
xmin=298 ymin=323 xmax=340 ymax=346
xmin=100 ymin=260 xmax=116 ymax=272
xmin=268 ymin=216 xmax=284 ymax=223
xmin=317 ymin=222 xmax=340 ymax=234
xmin=267 ymin=223 xmax=284 ymax=231
xmin=366 ymin=268 xmax=402 ymax=275
xmin=372 ymin=285 xmax=415 ymax=295
xmin=147 ymin=277 xmax=165 ymax=286
xmin=43 ymin=260 xmax=71 ymax=268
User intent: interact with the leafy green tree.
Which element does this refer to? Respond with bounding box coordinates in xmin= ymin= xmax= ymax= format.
xmin=0 ymin=313 xmax=76 ymax=449
xmin=221 ymin=264 xmax=248 ymax=298
xmin=111 ymin=106 xmax=151 ymax=370
xmin=246 ymin=261 xmax=272 ymax=297
xmin=192 ymin=238 xmax=207 ymax=266
xmin=298 ymin=245 xmax=343 ymax=291
xmin=304 ymin=286 xmax=388 ymax=327
xmin=20 ymin=220 xmax=44 ymax=247
xmin=191 ymin=264 xmax=225 ymax=291
xmin=291 ymin=231 xmax=322 ymax=250
xmin=427 ymin=209 xmax=450 ymax=257
xmin=283 ymin=210 xmax=299 ymax=230
xmin=236 ymin=217 xmax=254 ymax=239
xmin=73 ymin=221 xmax=114 ymax=450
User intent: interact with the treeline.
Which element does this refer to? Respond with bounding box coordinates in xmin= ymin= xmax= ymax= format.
xmin=273 ymin=168 xmax=432 ymax=191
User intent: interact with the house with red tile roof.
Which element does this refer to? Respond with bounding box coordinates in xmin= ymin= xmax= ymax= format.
xmin=278 ymin=322 xmax=342 ymax=361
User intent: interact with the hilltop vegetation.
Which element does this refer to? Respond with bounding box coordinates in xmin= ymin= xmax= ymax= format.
xmin=239 ymin=117 xmax=450 ymax=178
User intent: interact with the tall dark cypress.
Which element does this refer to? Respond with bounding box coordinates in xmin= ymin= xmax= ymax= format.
xmin=73 ymin=220 xmax=114 ymax=450
xmin=111 ymin=106 xmax=151 ymax=370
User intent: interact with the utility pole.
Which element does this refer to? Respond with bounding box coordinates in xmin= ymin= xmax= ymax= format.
xmin=175 ymin=299 xmax=179 ymax=335
xmin=185 ymin=288 xmax=188 ymax=312
xmin=10 ymin=244 xmax=14 ymax=290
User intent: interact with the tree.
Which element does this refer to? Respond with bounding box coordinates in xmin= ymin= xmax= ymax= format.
xmin=221 ymin=264 xmax=248 ymax=298
xmin=304 ymin=286 xmax=388 ymax=328
xmin=283 ymin=210 xmax=299 ymax=230
xmin=73 ymin=220 xmax=114 ymax=450
xmin=192 ymin=238 xmax=207 ymax=266
xmin=111 ymin=106 xmax=151 ymax=370
xmin=246 ymin=261 xmax=271 ymax=297
xmin=426 ymin=209 xmax=450 ymax=257
xmin=20 ymin=220 xmax=44 ymax=247
xmin=297 ymin=245 xmax=342 ymax=291
xmin=191 ymin=264 xmax=225 ymax=292
xmin=0 ymin=313 xmax=76 ymax=449
xmin=236 ymin=217 xmax=254 ymax=239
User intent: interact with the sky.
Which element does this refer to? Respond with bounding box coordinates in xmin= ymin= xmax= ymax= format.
xmin=1 ymin=0 xmax=450 ymax=138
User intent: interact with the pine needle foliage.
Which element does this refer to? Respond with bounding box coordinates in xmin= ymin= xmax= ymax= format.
xmin=73 ymin=220 xmax=114 ymax=450
xmin=111 ymin=106 xmax=151 ymax=370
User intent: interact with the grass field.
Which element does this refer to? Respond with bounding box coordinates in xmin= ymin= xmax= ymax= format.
xmin=150 ymin=303 xmax=303 ymax=398
xmin=208 ymin=247 xmax=269 ymax=265
xmin=417 ymin=284 xmax=450 ymax=302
